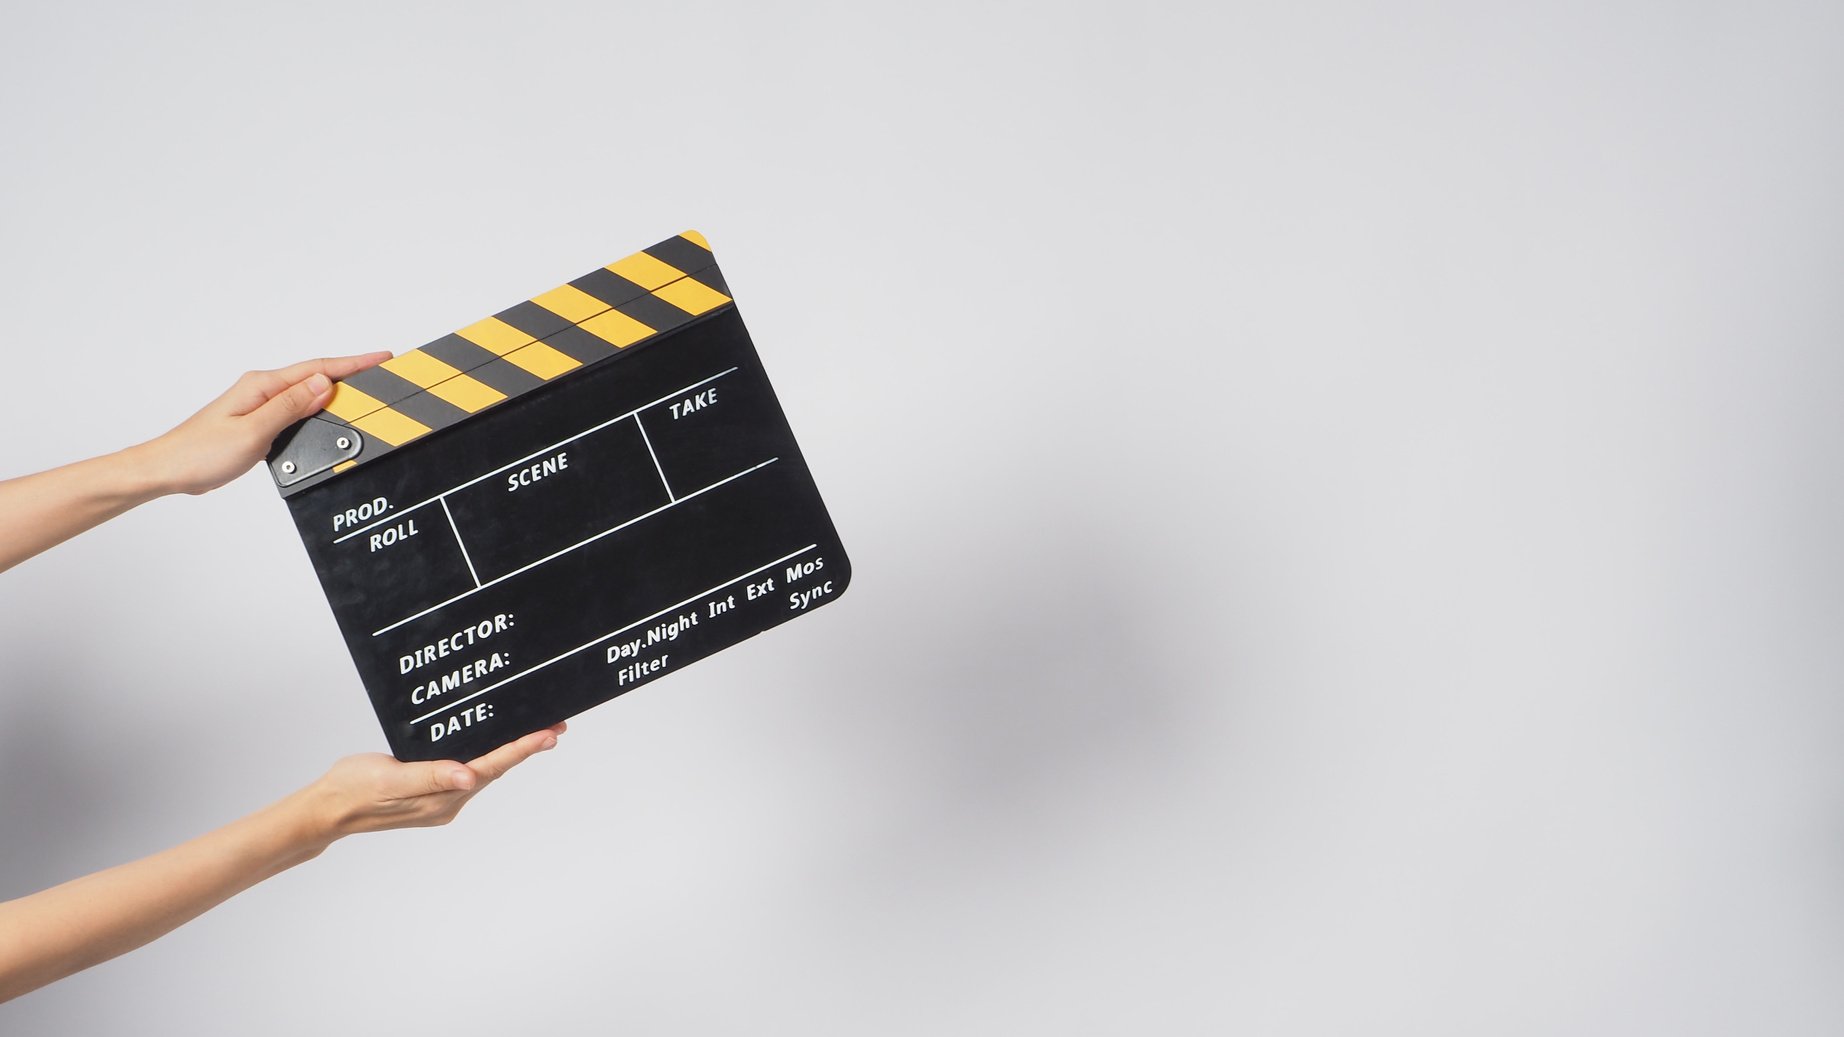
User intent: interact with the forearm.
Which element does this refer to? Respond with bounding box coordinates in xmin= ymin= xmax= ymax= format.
xmin=0 ymin=727 xmax=558 ymax=1003
xmin=0 ymin=789 xmax=334 ymax=1003
xmin=0 ymin=443 xmax=173 ymax=574
xmin=0 ymin=353 xmax=393 ymax=574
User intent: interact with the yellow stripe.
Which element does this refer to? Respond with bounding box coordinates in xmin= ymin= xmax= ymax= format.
xmin=456 ymin=317 xmax=535 ymax=356
xmin=531 ymin=284 xmax=611 ymax=322
xmin=654 ymin=277 xmax=731 ymax=315
xmin=380 ymin=349 xmax=462 ymax=389
xmin=322 ymin=382 xmax=384 ymax=422
xmin=317 ymin=236 xmax=725 ymax=479
xmin=579 ymin=308 xmax=655 ymax=348
xmin=606 ymin=251 xmax=684 ymax=291
xmin=503 ymin=341 xmax=581 ymax=379
xmin=350 ymin=408 xmax=432 ymax=447
xmin=427 ymin=373 xmax=507 ymax=413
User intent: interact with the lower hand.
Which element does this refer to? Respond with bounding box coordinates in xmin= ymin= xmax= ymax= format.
xmin=306 ymin=723 xmax=566 ymax=839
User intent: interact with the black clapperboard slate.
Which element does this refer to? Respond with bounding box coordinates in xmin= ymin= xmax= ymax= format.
xmin=266 ymin=231 xmax=850 ymax=761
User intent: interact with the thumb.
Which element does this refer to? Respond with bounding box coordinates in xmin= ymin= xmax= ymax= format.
xmin=247 ymin=373 xmax=333 ymax=437
xmin=396 ymin=760 xmax=477 ymax=797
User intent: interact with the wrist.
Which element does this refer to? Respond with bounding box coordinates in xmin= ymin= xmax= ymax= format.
xmin=111 ymin=439 xmax=187 ymax=501
xmin=273 ymin=784 xmax=345 ymax=862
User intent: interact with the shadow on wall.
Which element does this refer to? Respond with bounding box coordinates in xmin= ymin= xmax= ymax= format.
xmin=845 ymin=505 xmax=1205 ymax=853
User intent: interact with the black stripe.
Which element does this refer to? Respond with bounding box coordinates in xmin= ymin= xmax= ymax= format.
xmin=541 ymin=324 xmax=620 ymax=365
xmin=467 ymin=357 xmax=548 ymax=397
xmin=687 ymin=264 xmax=729 ymax=296
xmin=342 ymin=365 xmax=422 ymax=408
xmin=568 ymin=268 xmax=649 ymax=309
xmin=418 ymin=333 xmax=500 ymax=374
xmin=495 ymin=300 xmax=575 ymax=340
xmin=619 ymin=292 xmax=694 ymax=332
xmin=388 ymin=390 xmax=470 ymax=432
xmin=644 ymin=235 xmax=715 ymax=276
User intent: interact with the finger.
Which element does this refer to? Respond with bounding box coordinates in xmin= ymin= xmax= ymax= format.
xmin=466 ymin=727 xmax=562 ymax=782
xmin=244 ymin=373 xmax=335 ymax=440
xmin=219 ymin=352 xmax=393 ymax=414
xmin=466 ymin=727 xmax=562 ymax=783
xmin=391 ymin=760 xmax=476 ymax=798
xmin=266 ymin=351 xmax=394 ymax=389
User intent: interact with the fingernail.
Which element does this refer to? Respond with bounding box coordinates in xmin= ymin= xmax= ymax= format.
xmin=451 ymin=768 xmax=474 ymax=789
xmin=541 ymin=736 xmax=558 ymax=751
xmin=306 ymin=373 xmax=331 ymax=395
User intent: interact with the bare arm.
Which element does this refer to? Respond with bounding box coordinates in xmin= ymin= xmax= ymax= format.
xmin=0 ymin=723 xmax=563 ymax=1003
xmin=0 ymin=351 xmax=391 ymax=574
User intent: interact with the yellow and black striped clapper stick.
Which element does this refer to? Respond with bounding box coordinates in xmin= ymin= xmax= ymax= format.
xmin=267 ymin=231 xmax=851 ymax=761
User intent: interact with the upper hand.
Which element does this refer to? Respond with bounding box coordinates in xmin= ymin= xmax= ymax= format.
xmin=136 ymin=352 xmax=393 ymax=496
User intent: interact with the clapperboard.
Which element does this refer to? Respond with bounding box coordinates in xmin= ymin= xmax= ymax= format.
xmin=267 ymin=231 xmax=850 ymax=761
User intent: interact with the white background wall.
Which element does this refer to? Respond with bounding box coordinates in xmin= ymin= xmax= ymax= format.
xmin=2 ymin=2 xmax=1841 ymax=1033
